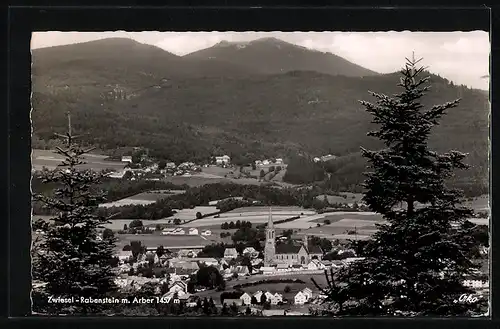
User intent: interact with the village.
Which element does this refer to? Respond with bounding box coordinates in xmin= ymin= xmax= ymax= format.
xmin=103 ymin=150 xmax=340 ymax=182
xmin=111 ymin=215 xmax=365 ymax=316
xmin=101 ymin=203 xmax=489 ymax=316
xmin=31 ymin=146 xmax=490 ymax=316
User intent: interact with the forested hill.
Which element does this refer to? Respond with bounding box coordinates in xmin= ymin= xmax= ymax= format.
xmin=184 ymin=37 xmax=379 ymax=77
xmin=31 ymin=38 xmax=489 ymax=194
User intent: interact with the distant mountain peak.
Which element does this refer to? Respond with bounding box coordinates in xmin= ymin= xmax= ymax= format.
xmin=215 ymin=40 xmax=250 ymax=47
xmin=186 ymin=36 xmax=379 ymax=77
xmin=250 ymin=37 xmax=287 ymax=44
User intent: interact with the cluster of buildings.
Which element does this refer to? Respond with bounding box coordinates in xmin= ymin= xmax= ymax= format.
xmin=313 ymin=154 xmax=337 ymax=163
xmin=215 ymin=155 xmax=231 ymax=166
xmin=113 ymin=155 xmax=204 ymax=180
xmin=171 ymin=162 xmax=202 ymax=176
xmin=161 ymin=228 xmax=212 ymax=236
xmin=254 ymin=158 xmax=284 ymax=167
xmin=223 ymin=288 xmax=316 ymax=306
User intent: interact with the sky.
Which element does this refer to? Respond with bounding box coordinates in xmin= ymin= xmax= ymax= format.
xmin=31 ymin=31 xmax=490 ymax=90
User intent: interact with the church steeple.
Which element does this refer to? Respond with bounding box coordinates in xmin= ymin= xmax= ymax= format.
xmin=264 ymin=206 xmax=276 ymax=266
xmin=267 ymin=206 xmax=274 ymax=229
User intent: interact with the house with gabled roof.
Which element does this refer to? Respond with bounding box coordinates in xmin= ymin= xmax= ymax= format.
xmin=294 ymin=291 xmax=308 ymax=305
xmin=240 ymin=292 xmax=252 ymax=305
xmin=307 ymin=259 xmax=325 ymax=271
xmin=253 ymin=291 xmax=263 ymax=302
xmin=169 ymin=281 xmax=188 ymax=296
xmin=302 ymin=287 xmax=313 ymax=301
xmin=271 ymin=293 xmax=283 ymax=305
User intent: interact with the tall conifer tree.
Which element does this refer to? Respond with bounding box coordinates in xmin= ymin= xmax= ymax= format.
xmin=313 ymin=55 xmax=487 ymax=316
xmin=32 ymin=112 xmax=117 ymax=314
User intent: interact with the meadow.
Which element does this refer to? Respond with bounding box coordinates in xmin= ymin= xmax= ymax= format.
xmin=316 ymin=192 xmax=364 ymax=204
xmin=115 ymin=233 xmax=211 ymax=251
xmin=163 ymin=175 xmax=262 ymax=187
xmin=182 ymin=206 xmax=316 ymax=228
xmin=99 ymin=190 xmax=186 ymax=208
xmin=32 ymin=149 xmax=126 ymax=171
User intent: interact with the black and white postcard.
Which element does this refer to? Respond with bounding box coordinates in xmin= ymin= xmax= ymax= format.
xmin=30 ymin=31 xmax=490 ymax=317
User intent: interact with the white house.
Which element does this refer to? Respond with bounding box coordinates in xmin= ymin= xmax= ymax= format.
xmin=188 ymin=228 xmax=199 ymax=235
xmin=201 ymin=230 xmax=212 ymax=236
xmin=264 ymin=291 xmax=274 ymax=301
xmin=215 ymin=155 xmax=231 ymax=165
xmin=253 ymin=291 xmax=263 ymax=302
xmin=275 ymin=158 xmax=283 ymax=164
xmin=169 ymin=281 xmax=188 ymax=296
xmin=262 ymin=159 xmax=270 ymax=165
xmin=294 ymin=291 xmax=308 ymax=305
xmin=243 ymin=247 xmax=259 ymax=258
xmin=307 ymin=260 xmax=325 ymax=271
xmin=313 ymin=157 xmax=321 ymax=163
xmin=122 ymin=156 xmax=133 ymax=163
xmin=302 ymin=288 xmax=313 ymax=301
xmin=224 ymin=248 xmax=238 ymax=259
xmin=173 ymin=228 xmax=186 ymax=235
xmin=240 ymin=292 xmax=252 ymax=305
xmin=271 ymin=293 xmax=283 ymax=305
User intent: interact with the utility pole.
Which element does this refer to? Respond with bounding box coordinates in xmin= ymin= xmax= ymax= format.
xmin=53 ymin=111 xmax=84 ymax=147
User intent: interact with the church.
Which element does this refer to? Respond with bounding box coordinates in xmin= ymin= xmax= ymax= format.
xmin=264 ymin=208 xmax=323 ymax=267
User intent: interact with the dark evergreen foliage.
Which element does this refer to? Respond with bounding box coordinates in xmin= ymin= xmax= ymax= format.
xmin=312 ymin=56 xmax=487 ymax=316
xmin=32 ymin=116 xmax=118 ymax=314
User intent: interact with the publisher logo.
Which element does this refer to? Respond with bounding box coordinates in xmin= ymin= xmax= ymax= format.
xmin=454 ymin=294 xmax=482 ymax=304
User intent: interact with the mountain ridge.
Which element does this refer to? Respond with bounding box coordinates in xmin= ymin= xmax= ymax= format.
xmin=30 ymin=37 xmax=488 ymax=194
xmin=184 ymin=37 xmax=379 ymax=77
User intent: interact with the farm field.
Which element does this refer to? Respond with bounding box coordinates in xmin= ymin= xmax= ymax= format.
xmin=277 ymin=212 xmax=385 ymax=239
xmin=182 ymin=206 xmax=316 ymax=228
xmin=32 ymin=149 xmax=126 ymax=171
xmin=172 ymin=206 xmax=219 ymax=220
xmin=99 ymin=206 xmax=219 ymax=230
xmin=163 ymin=175 xmax=262 ymax=187
xmin=317 ymin=212 xmax=383 ymax=223
xmin=99 ymin=190 xmax=186 ymax=208
xmin=115 ymin=233 xmax=211 ymax=251
xmin=275 ymin=213 xmax=329 ymax=229
xmin=317 ymin=193 xmax=364 ymax=204
xmin=201 ymin=166 xmax=235 ymax=177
